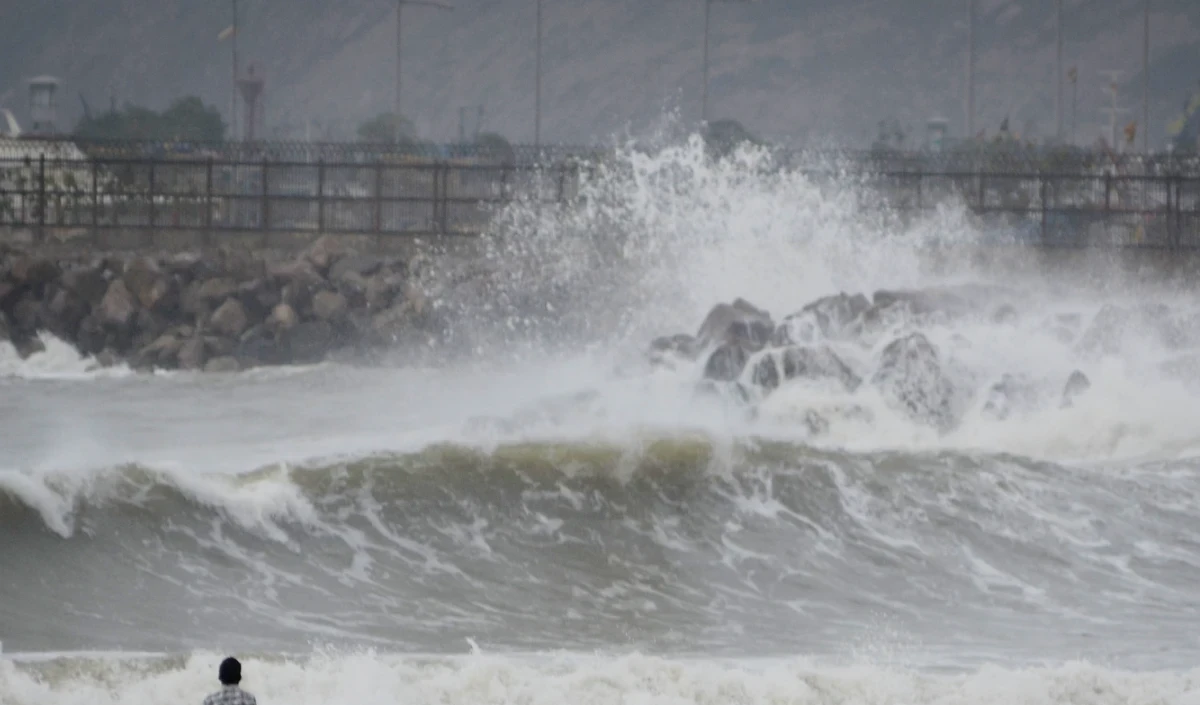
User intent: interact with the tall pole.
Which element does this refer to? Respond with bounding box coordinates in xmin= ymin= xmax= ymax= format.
xmin=1071 ymin=69 xmax=1077 ymax=145
xmin=393 ymin=0 xmax=453 ymax=143
xmin=231 ymin=0 xmax=239 ymax=141
xmin=1143 ymin=0 xmax=1149 ymax=152
xmin=535 ymin=0 xmax=543 ymax=147
xmin=966 ymin=0 xmax=975 ymax=139
xmin=395 ymin=0 xmax=403 ymax=140
xmin=1055 ymin=0 xmax=1063 ymax=142
xmin=702 ymin=0 xmax=711 ymax=124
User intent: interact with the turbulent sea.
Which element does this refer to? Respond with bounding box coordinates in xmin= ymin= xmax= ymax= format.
xmin=5 ymin=138 xmax=1200 ymax=705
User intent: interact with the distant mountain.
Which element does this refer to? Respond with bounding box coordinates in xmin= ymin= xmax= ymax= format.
xmin=0 ymin=0 xmax=1197 ymax=148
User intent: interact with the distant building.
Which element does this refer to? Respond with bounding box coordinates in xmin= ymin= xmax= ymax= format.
xmin=27 ymin=76 xmax=61 ymax=136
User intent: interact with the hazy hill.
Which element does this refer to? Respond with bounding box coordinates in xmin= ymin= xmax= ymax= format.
xmin=1 ymin=0 xmax=1197 ymax=148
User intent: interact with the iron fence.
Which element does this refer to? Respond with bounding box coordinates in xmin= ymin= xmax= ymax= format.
xmin=20 ymin=136 xmax=1200 ymax=176
xmin=1 ymin=154 xmax=1199 ymax=246
xmin=0 ymin=155 xmax=577 ymax=235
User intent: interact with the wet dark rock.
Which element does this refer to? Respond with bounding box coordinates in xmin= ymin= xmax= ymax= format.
xmin=177 ymin=337 xmax=207 ymax=370
xmin=696 ymin=298 xmax=773 ymax=349
xmin=284 ymin=320 xmax=334 ymax=364
xmin=209 ymin=298 xmax=250 ymax=338
xmin=204 ymin=356 xmax=241 ymax=373
xmin=1061 ymin=370 xmax=1091 ymax=408
xmin=774 ymin=293 xmax=870 ymax=345
xmin=750 ymin=345 xmax=861 ymax=393
xmin=648 ymin=333 xmax=700 ymax=367
xmin=870 ymin=332 xmax=958 ymax=431
xmin=703 ymin=342 xmax=751 ymax=382
xmin=980 ymin=373 xmax=1040 ymax=421
xmin=98 ymin=280 xmax=137 ymax=328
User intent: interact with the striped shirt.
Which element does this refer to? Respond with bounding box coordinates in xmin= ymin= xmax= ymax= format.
xmin=203 ymin=686 xmax=258 ymax=705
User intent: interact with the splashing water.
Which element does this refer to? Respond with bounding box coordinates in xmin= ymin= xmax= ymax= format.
xmin=4 ymin=133 xmax=1200 ymax=704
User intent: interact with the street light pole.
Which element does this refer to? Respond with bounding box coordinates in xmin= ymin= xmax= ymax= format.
xmin=231 ymin=0 xmax=239 ymax=141
xmin=702 ymin=0 xmax=711 ymax=124
xmin=1055 ymin=0 xmax=1063 ymax=142
xmin=1143 ymin=0 xmax=1149 ymax=152
xmin=966 ymin=0 xmax=975 ymax=139
xmin=395 ymin=0 xmax=454 ymax=142
xmin=535 ymin=0 xmax=543 ymax=147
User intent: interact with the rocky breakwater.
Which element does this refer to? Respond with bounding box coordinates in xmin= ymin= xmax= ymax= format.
xmin=649 ymin=286 xmax=1096 ymax=435
xmin=0 ymin=237 xmax=442 ymax=372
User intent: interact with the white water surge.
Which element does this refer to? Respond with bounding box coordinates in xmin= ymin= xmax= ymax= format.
xmin=3 ymin=136 xmax=1200 ymax=704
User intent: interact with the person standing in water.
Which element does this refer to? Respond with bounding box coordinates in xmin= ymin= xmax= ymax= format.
xmin=203 ymin=657 xmax=258 ymax=705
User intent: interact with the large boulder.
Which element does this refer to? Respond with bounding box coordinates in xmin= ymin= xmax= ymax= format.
xmin=204 ymin=356 xmax=241 ymax=373
xmin=1060 ymin=370 xmax=1091 ymax=408
xmin=303 ymin=235 xmax=350 ymax=273
xmin=47 ymin=289 xmax=89 ymax=340
xmin=135 ymin=333 xmax=184 ymax=369
xmin=750 ymin=345 xmax=861 ymax=394
xmin=648 ymin=333 xmax=701 ymax=368
xmin=312 ymin=290 xmax=349 ymax=323
xmin=266 ymin=303 xmax=299 ymax=333
xmin=980 ymin=373 xmax=1040 ymax=421
xmin=123 ymin=256 xmax=178 ymax=313
xmin=696 ymin=298 xmax=773 ymax=349
xmin=283 ymin=320 xmax=335 ymax=364
xmin=774 ymin=293 xmax=870 ymax=345
xmin=177 ymin=337 xmax=207 ymax=370
xmin=236 ymin=324 xmax=285 ymax=366
xmin=8 ymin=255 xmax=60 ymax=292
xmin=696 ymin=299 xmax=774 ymax=382
xmin=235 ymin=278 xmax=279 ymax=321
xmin=209 ymin=298 xmax=250 ymax=338
xmin=59 ymin=262 xmax=109 ymax=302
xmin=703 ymin=342 xmax=751 ymax=382
xmin=329 ymin=254 xmax=381 ymax=282
xmin=98 ymin=279 xmax=137 ymax=328
xmin=870 ymin=332 xmax=958 ymax=431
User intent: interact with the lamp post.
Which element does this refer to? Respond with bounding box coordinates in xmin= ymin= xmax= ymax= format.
xmin=395 ymin=0 xmax=453 ymax=141
xmin=1055 ymin=0 xmax=1063 ymax=142
xmin=698 ymin=0 xmax=753 ymax=125
xmin=1142 ymin=0 xmax=1149 ymax=152
xmin=965 ymin=0 xmax=975 ymax=139
xmin=231 ymin=0 xmax=239 ymax=141
xmin=535 ymin=0 xmax=543 ymax=147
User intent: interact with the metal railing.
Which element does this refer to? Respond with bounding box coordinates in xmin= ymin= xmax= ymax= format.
xmin=1 ymin=154 xmax=1199 ymax=246
xmin=0 ymin=155 xmax=578 ymax=236
xmin=843 ymin=169 xmax=1200 ymax=248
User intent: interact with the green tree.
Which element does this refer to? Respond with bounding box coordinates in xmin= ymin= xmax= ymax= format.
xmin=475 ymin=131 xmax=515 ymax=165
xmin=74 ymin=96 xmax=225 ymax=141
xmin=356 ymin=112 xmax=416 ymax=144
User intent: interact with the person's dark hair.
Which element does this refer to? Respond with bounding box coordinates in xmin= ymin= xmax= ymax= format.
xmin=218 ymin=657 xmax=242 ymax=685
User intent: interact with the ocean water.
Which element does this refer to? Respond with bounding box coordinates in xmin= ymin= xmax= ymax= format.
xmin=4 ymin=137 xmax=1200 ymax=705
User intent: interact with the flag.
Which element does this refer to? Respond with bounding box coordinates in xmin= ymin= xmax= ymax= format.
xmin=218 ymin=25 xmax=236 ymax=41
xmin=1124 ymin=121 xmax=1137 ymax=144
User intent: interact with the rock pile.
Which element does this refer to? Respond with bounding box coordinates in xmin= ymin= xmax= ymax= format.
xmin=650 ymin=286 xmax=1093 ymax=433
xmin=0 ymin=237 xmax=443 ymax=371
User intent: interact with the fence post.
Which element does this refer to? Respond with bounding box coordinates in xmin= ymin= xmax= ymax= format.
xmin=1039 ymin=173 xmax=1048 ymax=244
xmin=261 ymin=158 xmax=270 ymax=230
xmin=148 ymin=160 xmax=156 ymax=229
xmin=91 ymin=159 xmax=99 ymax=229
xmin=37 ymin=154 xmax=45 ymax=238
xmin=430 ymin=164 xmax=441 ymax=235
xmin=316 ymin=159 xmax=325 ymax=233
xmin=205 ymin=158 xmax=214 ymax=233
xmin=440 ymin=165 xmax=449 ymax=233
xmin=374 ymin=161 xmax=383 ymax=233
